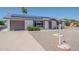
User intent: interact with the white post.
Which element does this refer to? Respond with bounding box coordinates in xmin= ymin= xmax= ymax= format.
xmin=58 ymin=24 xmax=62 ymax=45
xmin=44 ymin=21 xmax=49 ymax=29
xmin=25 ymin=20 xmax=27 ymax=30
xmin=57 ymin=23 xmax=71 ymax=50
xmin=7 ymin=20 xmax=10 ymax=31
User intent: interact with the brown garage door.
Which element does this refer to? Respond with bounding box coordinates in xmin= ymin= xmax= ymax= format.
xmin=10 ymin=20 xmax=25 ymax=31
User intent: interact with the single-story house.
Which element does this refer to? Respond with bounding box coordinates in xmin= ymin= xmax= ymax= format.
xmin=4 ymin=14 xmax=58 ymax=31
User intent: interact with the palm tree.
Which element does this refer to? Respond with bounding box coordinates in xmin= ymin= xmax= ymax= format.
xmin=21 ymin=7 xmax=27 ymax=14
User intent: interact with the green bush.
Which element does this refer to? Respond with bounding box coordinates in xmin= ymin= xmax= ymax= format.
xmin=27 ymin=26 xmax=40 ymax=31
xmin=0 ymin=21 xmax=5 ymax=25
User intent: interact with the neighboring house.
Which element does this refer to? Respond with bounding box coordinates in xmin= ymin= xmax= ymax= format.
xmin=4 ymin=14 xmax=57 ymax=31
xmin=69 ymin=22 xmax=77 ymax=27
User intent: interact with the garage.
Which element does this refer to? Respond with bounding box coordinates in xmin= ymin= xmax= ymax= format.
xmin=10 ymin=20 xmax=25 ymax=31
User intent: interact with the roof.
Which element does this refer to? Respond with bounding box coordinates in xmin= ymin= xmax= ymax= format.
xmin=4 ymin=14 xmax=50 ymax=19
xmin=3 ymin=14 xmax=57 ymax=21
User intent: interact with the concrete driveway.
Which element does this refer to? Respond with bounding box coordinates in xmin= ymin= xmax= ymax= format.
xmin=0 ymin=31 xmax=45 ymax=51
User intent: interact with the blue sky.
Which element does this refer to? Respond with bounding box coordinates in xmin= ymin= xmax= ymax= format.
xmin=0 ymin=7 xmax=79 ymax=20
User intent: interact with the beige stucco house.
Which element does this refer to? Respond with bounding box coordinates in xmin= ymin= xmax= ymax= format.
xmin=4 ymin=14 xmax=57 ymax=31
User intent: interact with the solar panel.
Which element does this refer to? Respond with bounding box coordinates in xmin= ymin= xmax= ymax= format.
xmin=10 ymin=14 xmax=50 ymax=19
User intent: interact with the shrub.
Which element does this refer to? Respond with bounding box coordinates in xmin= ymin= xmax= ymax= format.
xmin=27 ymin=26 xmax=40 ymax=31
xmin=0 ymin=21 xmax=5 ymax=25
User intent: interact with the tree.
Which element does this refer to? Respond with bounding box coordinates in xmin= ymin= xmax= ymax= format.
xmin=64 ymin=19 xmax=70 ymax=26
xmin=21 ymin=7 xmax=27 ymax=14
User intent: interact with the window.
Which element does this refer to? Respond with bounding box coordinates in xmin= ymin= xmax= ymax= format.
xmin=34 ymin=20 xmax=44 ymax=27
